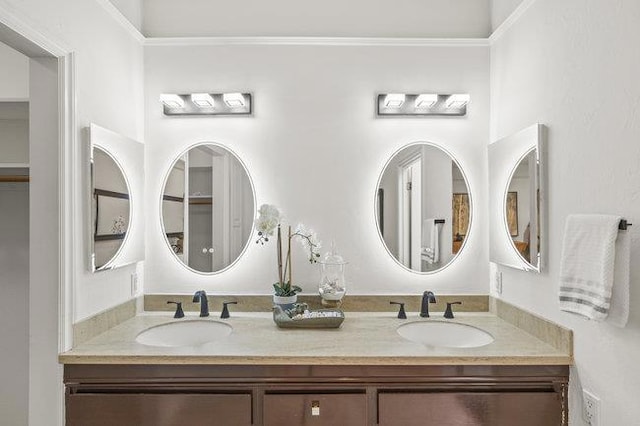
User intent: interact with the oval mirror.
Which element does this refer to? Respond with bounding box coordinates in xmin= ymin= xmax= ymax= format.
xmin=504 ymin=149 xmax=539 ymax=267
xmin=376 ymin=143 xmax=472 ymax=273
xmin=160 ymin=143 xmax=255 ymax=274
xmin=91 ymin=146 xmax=131 ymax=270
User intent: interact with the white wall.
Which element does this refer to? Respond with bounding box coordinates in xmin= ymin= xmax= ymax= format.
xmin=2 ymin=0 xmax=145 ymax=321
xmin=0 ymin=105 xmax=29 ymax=163
xmin=145 ymin=43 xmax=489 ymax=296
xmin=490 ymin=0 xmax=640 ymax=424
xmin=490 ymin=0 xmax=525 ymax=31
xmin=108 ymin=0 xmax=143 ymax=31
xmin=0 ymin=183 xmax=29 ymax=425
xmin=142 ymin=0 xmax=491 ymax=38
xmin=0 ymin=41 xmax=28 ymax=100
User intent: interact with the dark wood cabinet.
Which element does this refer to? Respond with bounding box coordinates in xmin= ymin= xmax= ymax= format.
xmin=64 ymin=364 xmax=568 ymax=426
xmin=378 ymin=391 xmax=562 ymax=426
xmin=263 ymin=393 xmax=367 ymax=426
xmin=67 ymin=393 xmax=252 ymax=426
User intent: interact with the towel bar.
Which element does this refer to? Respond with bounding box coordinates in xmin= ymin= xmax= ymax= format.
xmin=619 ymin=219 xmax=632 ymax=230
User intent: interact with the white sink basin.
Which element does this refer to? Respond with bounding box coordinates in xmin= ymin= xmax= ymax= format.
xmin=397 ymin=321 xmax=494 ymax=348
xmin=135 ymin=320 xmax=232 ymax=347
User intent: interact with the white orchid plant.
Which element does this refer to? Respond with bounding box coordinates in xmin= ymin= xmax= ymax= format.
xmin=255 ymin=204 xmax=321 ymax=297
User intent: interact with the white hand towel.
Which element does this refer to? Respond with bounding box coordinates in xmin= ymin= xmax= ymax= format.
xmin=559 ymin=214 xmax=621 ymax=321
xmin=608 ymin=230 xmax=630 ymax=327
xmin=421 ymin=219 xmax=440 ymax=264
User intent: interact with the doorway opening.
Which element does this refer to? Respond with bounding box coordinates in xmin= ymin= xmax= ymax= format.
xmin=0 ymin=17 xmax=73 ymax=426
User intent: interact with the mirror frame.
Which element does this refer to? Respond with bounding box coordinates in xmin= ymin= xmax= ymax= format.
xmin=87 ymin=124 xmax=145 ymax=272
xmin=374 ymin=141 xmax=473 ymax=275
xmin=489 ymin=124 xmax=546 ymax=272
xmin=158 ymin=141 xmax=256 ymax=275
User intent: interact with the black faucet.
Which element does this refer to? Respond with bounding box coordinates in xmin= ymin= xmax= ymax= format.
xmin=193 ymin=290 xmax=209 ymax=317
xmin=420 ymin=291 xmax=437 ymax=318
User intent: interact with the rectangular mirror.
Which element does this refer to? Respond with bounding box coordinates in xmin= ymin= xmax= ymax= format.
xmin=88 ymin=124 xmax=144 ymax=272
xmin=489 ymin=124 xmax=545 ymax=272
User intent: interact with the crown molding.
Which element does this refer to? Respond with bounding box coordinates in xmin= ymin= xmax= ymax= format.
xmin=144 ymin=36 xmax=490 ymax=47
xmin=489 ymin=0 xmax=537 ymax=44
xmin=0 ymin=1 xmax=70 ymax=56
xmin=94 ymin=0 xmax=145 ymax=43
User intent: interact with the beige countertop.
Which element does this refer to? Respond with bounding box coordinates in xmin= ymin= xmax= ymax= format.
xmin=59 ymin=311 xmax=572 ymax=366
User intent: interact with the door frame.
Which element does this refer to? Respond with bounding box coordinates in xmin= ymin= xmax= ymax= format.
xmin=397 ymin=153 xmax=422 ymax=268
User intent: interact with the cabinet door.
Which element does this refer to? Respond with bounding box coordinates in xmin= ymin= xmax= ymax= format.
xmin=378 ymin=392 xmax=562 ymax=426
xmin=67 ymin=393 xmax=252 ymax=426
xmin=263 ymin=393 xmax=367 ymax=426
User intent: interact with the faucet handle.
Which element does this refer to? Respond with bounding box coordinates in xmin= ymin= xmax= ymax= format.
xmin=444 ymin=301 xmax=463 ymax=319
xmin=390 ymin=301 xmax=407 ymax=319
xmin=220 ymin=301 xmax=238 ymax=319
xmin=167 ymin=301 xmax=185 ymax=319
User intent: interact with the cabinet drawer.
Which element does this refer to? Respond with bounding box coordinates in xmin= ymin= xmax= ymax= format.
xmin=378 ymin=392 xmax=562 ymax=426
xmin=263 ymin=393 xmax=367 ymax=426
xmin=67 ymin=393 xmax=252 ymax=426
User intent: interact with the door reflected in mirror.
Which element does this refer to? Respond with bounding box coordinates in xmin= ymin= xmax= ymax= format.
xmin=376 ymin=143 xmax=471 ymax=273
xmin=160 ymin=143 xmax=255 ymax=274
xmin=92 ymin=147 xmax=131 ymax=270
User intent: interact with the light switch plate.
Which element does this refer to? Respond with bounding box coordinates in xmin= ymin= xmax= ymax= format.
xmin=130 ymin=272 xmax=139 ymax=296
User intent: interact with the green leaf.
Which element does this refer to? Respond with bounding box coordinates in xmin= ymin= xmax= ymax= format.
xmin=273 ymin=283 xmax=284 ymax=296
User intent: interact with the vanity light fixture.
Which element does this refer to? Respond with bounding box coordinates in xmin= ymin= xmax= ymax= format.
xmin=160 ymin=94 xmax=185 ymax=109
xmin=191 ymin=93 xmax=215 ymax=108
xmin=161 ymin=92 xmax=252 ymax=116
xmin=415 ymin=94 xmax=438 ymax=108
xmin=377 ymin=93 xmax=469 ymax=116
xmin=445 ymin=94 xmax=470 ymax=109
xmin=223 ymin=93 xmax=245 ymax=108
xmin=384 ymin=93 xmax=406 ymax=108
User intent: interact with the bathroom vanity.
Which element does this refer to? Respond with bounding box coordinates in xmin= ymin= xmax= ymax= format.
xmin=64 ymin=120 xmax=572 ymax=425
xmin=61 ymin=310 xmax=571 ymax=426
xmin=64 ymin=364 xmax=567 ymax=426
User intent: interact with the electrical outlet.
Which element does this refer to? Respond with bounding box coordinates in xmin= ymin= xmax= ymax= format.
xmin=130 ymin=272 xmax=139 ymax=297
xmin=583 ymin=389 xmax=600 ymax=426
xmin=495 ymin=271 xmax=503 ymax=294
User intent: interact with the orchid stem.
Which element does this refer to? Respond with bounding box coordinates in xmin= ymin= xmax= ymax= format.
xmin=282 ymin=226 xmax=293 ymax=291
xmin=277 ymin=225 xmax=283 ymax=286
